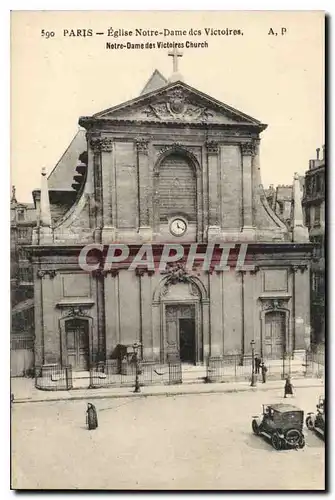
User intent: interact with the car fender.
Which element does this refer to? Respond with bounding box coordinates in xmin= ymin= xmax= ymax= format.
xmin=307 ymin=413 xmax=316 ymax=424
xmin=252 ymin=416 xmax=262 ymax=425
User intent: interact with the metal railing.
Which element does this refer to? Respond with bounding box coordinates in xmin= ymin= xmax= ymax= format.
xmin=206 ymin=351 xmax=325 ymax=383
xmin=89 ymin=359 xmax=182 ymax=389
xmin=35 ymin=364 xmax=73 ymax=391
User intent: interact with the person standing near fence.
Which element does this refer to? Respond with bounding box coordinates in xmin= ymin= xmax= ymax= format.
xmin=255 ymin=357 xmax=261 ymax=374
xmin=284 ymin=376 xmax=294 ymax=398
xmin=86 ymin=403 xmax=98 ymax=430
xmin=261 ymin=361 xmax=268 ymax=383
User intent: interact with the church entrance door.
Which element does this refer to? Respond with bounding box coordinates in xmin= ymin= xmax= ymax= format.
xmin=264 ymin=311 xmax=286 ymax=359
xmin=179 ymin=318 xmax=196 ymax=363
xmin=66 ymin=318 xmax=89 ymax=370
xmin=165 ymin=304 xmax=196 ymax=364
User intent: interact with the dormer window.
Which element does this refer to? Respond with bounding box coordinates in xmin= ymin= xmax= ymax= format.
xmin=17 ymin=208 xmax=25 ymax=221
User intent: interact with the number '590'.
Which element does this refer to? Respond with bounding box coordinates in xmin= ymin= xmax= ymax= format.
xmin=41 ymin=30 xmax=55 ymax=39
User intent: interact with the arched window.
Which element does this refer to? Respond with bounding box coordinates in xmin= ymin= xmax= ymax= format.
xmin=158 ymin=153 xmax=196 ymax=222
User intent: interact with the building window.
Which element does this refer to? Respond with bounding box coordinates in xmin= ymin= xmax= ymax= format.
xmin=19 ymin=267 xmax=33 ymax=283
xmin=312 ymin=273 xmax=324 ymax=294
xmin=305 ymin=209 xmax=310 ymax=227
xmin=18 ymin=228 xmax=28 ymax=240
xmin=314 ymin=205 xmax=321 ymax=225
xmin=17 ymin=209 xmax=25 ymax=221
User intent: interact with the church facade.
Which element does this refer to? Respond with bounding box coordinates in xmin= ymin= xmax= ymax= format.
xmin=29 ymin=64 xmax=313 ymax=371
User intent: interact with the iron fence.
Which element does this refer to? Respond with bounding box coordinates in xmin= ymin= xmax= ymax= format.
xmin=35 ymin=364 xmax=73 ymax=391
xmin=89 ymin=359 xmax=182 ymax=388
xmin=206 ymin=350 xmax=325 ymax=383
xmin=305 ymin=347 xmax=325 ymax=378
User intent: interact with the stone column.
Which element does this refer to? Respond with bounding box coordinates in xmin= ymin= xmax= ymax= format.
xmin=89 ymin=135 xmax=104 ymax=243
xmin=292 ymin=265 xmax=310 ymax=357
xmin=100 ymin=137 xmax=116 ymax=242
xmin=137 ymin=139 xmax=153 ymax=241
xmin=152 ymin=303 xmax=161 ymax=362
xmin=202 ymin=300 xmax=210 ymax=361
xmin=206 ymin=141 xmax=221 ymax=241
xmin=104 ymin=271 xmax=120 ymax=358
xmin=34 ymin=268 xmax=44 ymax=367
xmin=137 ymin=269 xmax=154 ymax=359
xmin=241 ymin=142 xmax=256 ymax=240
xmin=209 ymin=271 xmax=223 ymax=356
xmin=242 ymin=270 xmax=256 ymax=355
xmin=92 ymin=270 xmax=106 ymax=363
xmin=36 ymin=270 xmax=58 ymax=364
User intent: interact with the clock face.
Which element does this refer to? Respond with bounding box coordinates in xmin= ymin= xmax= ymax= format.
xmin=170 ymin=218 xmax=187 ymax=236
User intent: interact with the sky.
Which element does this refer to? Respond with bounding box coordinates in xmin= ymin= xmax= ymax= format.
xmin=11 ymin=10 xmax=324 ymax=203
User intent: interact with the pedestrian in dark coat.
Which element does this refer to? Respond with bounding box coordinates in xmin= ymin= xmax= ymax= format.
xmin=261 ymin=362 xmax=268 ymax=383
xmin=86 ymin=403 xmax=98 ymax=430
xmin=255 ymin=357 xmax=261 ymax=374
xmin=284 ymin=376 xmax=294 ymax=398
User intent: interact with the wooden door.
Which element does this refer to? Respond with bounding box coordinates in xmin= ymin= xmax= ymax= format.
xmin=66 ymin=319 xmax=89 ymax=370
xmin=165 ymin=304 xmax=196 ymax=362
xmin=264 ymin=311 xmax=285 ymax=359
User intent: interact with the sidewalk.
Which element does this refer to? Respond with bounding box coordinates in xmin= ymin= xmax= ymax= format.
xmin=11 ymin=376 xmax=325 ymax=404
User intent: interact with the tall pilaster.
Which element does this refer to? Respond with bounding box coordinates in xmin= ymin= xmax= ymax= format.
xmin=241 ymin=142 xmax=256 ymax=240
xmin=89 ymin=135 xmax=106 ymax=243
xmin=92 ymin=270 xmax=106 ymax=363
xmin=209 ymin=271 xmax=223 ymax=356
xmin=136 ymin=139 xmax=153 ymax=241
xmin=206 ymin=140 xmax=221 ymax=241
xmin=104 ymin=271 xmax=120 ymax=358
xmin=136 ymin=269 xmax=154 ymax=359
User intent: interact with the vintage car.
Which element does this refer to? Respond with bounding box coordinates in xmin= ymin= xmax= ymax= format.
xmin=252 ymin=403 xmax=305 ymax=450
xmin=306 ymin=396 xmax=325 ymax=438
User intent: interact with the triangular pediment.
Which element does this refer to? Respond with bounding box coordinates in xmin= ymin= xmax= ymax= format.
xmin=87 ymin=81 xmax=266 ymax=129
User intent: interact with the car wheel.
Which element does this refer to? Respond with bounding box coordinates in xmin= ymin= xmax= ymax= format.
xmin=271 ymin=433 xmax=282 ymax=450
xmin=285 ymin=429 xmax=301 ymax=447
xmin=252 ymin=419 xmax=260 ymax=435
xmin=306 ymin=416 xmax=314 ymax=430
xmin=298 ymin=435 xmax=305 ymax=449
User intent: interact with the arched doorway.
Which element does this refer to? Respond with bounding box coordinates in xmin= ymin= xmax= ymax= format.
xmin=65 ymin=318 xmax=89 ymax=370
xmin=264 ymin=311 xmax=286 ymax=358
xmin=152 ymin=275 xmax=210 ymax=364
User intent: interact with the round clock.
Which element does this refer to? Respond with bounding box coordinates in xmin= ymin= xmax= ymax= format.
xmin=170 ymin=218 xmax=187 ymax=237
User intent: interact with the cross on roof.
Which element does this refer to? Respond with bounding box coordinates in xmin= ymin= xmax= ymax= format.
xmin=168 ymin=47 xmax=183 ymax=73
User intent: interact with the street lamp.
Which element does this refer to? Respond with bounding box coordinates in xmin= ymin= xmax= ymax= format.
xmin=250 ymin=340 xmax=257 ymax=387
xmin=132 ymin=341 xmax=142 ymax=393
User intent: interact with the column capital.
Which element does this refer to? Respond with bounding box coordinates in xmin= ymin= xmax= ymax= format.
xmin=241 ymin=142 xmax=256 ymax=157
xmin=136 ymin=138 xmax=149 ymax=155
xmin=135 ymin=268 xmax=155 ymax=277
xmin=89 ymin=136 xmax=113 ymax=152
xmin=206 ymin=140 xmax=219 ymax=155
xmin=37 ymin=269 xmax=57 ymax=279
xmin=290 ymin=264 xmax=308 ymax=274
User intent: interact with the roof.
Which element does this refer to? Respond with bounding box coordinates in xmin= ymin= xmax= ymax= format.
xmin=140 ymin=69 xmax=168 ymax=96
xmin=267 ymin=404 xmax=303 ymax=413
xmin=47 ymin=129 xmax=87 ymax=191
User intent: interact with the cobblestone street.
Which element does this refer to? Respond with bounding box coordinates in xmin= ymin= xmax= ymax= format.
xmin=11 ymin=386 xmax=325 ymax=490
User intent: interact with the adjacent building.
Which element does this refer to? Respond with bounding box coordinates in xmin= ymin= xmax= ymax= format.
xmin=10 ymin=187 xmax=37 ymax=375
xmin=302 ymin=146 xmax=325 ymax=345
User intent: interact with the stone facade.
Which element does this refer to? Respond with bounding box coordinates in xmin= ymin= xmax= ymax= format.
xmin=28 ymin=72 xmax=313 ymax=370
